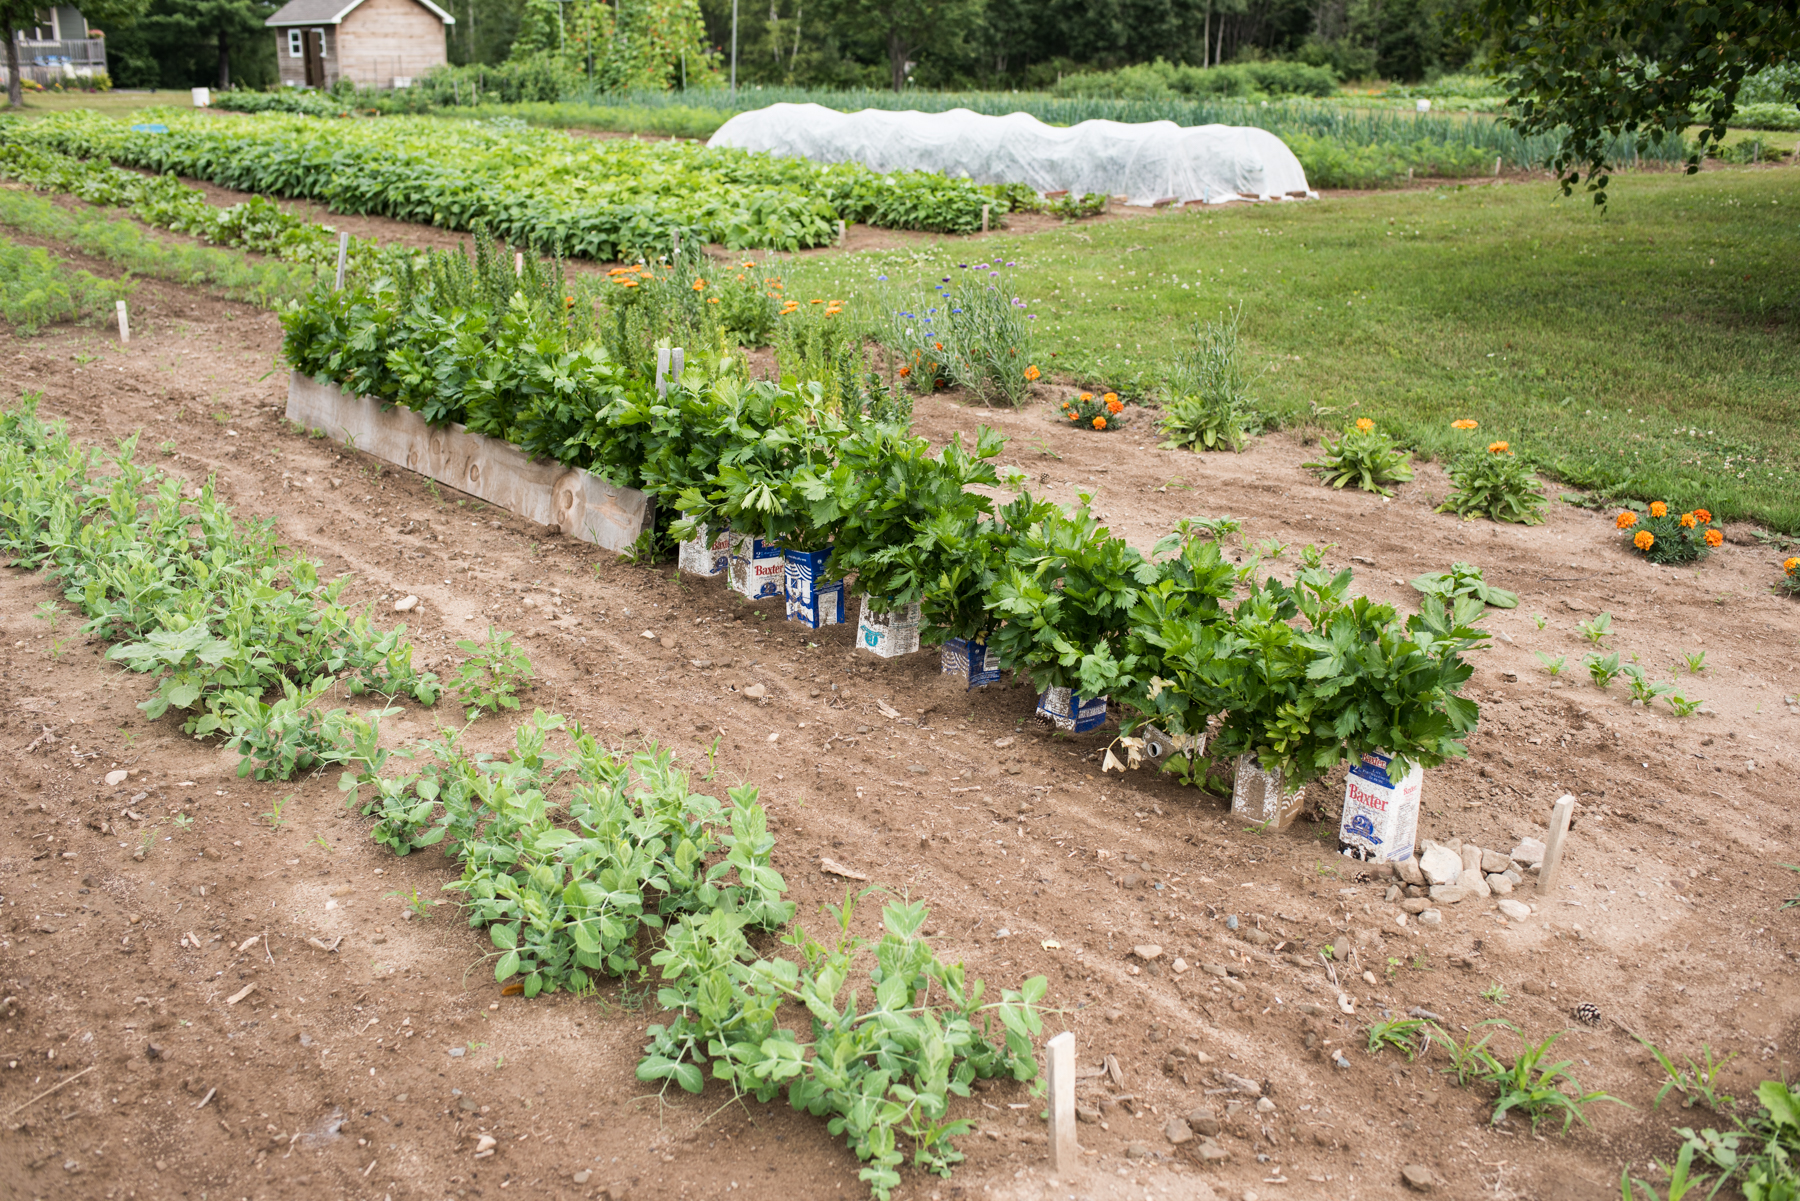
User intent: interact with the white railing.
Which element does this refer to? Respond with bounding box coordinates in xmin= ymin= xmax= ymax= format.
xmin=5 ymin=36 xmax=108 ymax=84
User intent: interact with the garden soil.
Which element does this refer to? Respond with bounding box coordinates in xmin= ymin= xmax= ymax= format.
xmin=2 ymin=271 xmax=1798 ymax=1201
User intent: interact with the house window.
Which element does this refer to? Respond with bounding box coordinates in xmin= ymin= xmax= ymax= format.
xmin=288 ymin=29 xmax=301 ymax=57
xmin=315 ymin=28 xmax=328 ymax=57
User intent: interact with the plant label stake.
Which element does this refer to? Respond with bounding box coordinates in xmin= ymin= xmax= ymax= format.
xmin=655 ymin=347 xmax=685 ymax=398
xmin=1047 ymin=1030 xmax=1077 ymax=1173
xmin=514 ymin=251 xmax=524 ymax=277
xmin=672 ymin=229 xmax=681 ymax=256
xmin=1536 ymin=794 xmax=1575 ymax=896
xmin=333 ymin=231 xmax=349 ymax=291
xmin=980 ymin=204 xmax=990 ymax=233
xmin=115 ymin=300 xmax=129 ymax=344
xmin=835 ymin=219 xmax=846 ymax=245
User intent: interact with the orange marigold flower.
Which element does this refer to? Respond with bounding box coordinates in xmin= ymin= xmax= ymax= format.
xmin=1355 ymin=417 xmax=1375 ymax=432
xmin=1634 ymin=530 xmax=1655 ymax=551
xmin=1106 ymin=397 xmax=1123 ymax=414
xmin=1704 ymin=529 xmax=1723 ymax=547
xmin=1093 ymin=416 xmax=1107 ymax=430
xmin=1649 ymin=501 xmax=1667 ymax=518
xmin=1488 ymin=441 xmax=1509 ymax=454
xmin=898 ymin=366 xmax=911 ymax=377
xmin=1679 ymin=512 xmax=1697 ymax=528
xmin=1615 ymin=512 xmax=1638 ymax=529
xmin=1102 ymin=392 xmax=1118 ymax=405
xmin=1693 ymin=508 xmax=1712 ymax=524
xmin=1024 ymin=365 xmax=1041 ymax=381
xmin=1079 ymin=392 xmax=1093 ymax=402
xmin=1785 ymin=556 xmax=1800 ymax=574
xmin=1069 ymin=412 xmax=1080 ymax=422
xmin=1451 ymin=418 xmax=1479 ymax=430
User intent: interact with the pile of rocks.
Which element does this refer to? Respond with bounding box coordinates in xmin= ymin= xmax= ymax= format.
xmin=1372 ymin=836 xmax=1544 ymax=926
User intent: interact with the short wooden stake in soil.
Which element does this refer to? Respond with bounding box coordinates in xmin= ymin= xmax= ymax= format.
xmin=334 ymin=231 xmax=349 ymax=291
xmin=1046 ymin=1031 xmax=1077 ymax=1174
xmin=115 ymin=300 xmax=129 ymax=343
xmin=980 ymin=203 xmax=990 ymax=232
xmin=514 ymin=251 xmax=524 ymax=277
xmin=1536 ymin=793 xmax=1576 ymax=896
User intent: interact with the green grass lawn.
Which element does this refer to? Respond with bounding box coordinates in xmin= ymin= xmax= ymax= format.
xmin=3 ymin=90 xmax=174 ymax=120
xmin=790 ymin=166 xmax=1800 ymax=532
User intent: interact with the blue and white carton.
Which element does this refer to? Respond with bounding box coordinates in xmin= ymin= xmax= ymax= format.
xmin=940 ymin=635 xmax=1000 ymax=688
xmin=727 ymin=532 xmax=784 ymax=600
xmin=1035 ymin=686 xmax=1108 ymax=733
xmin=855 ymin=598 xmax=921 ymax=658
xmin=1338 ymin=750 xmax=1423 ymax=862
xmin=784 ymin=547 xmax=845 ymax=628
xmin=678 ymin=522 xmax=732 ymax=578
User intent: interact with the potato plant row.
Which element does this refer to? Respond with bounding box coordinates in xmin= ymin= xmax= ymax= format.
xmin=284 ymin=250 xmax=1490 ymax=792
xmin=0 ymin=110 xmax=1024 ymax=260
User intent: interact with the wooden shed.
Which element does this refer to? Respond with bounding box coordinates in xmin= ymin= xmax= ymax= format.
xmin=266 ymin=0 xmax=453 ymax=91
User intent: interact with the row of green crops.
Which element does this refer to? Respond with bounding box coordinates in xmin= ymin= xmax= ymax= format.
xmin=0 ymin=142 xmax=406 ymax=288
xmin=0 ymin=396 xmax=440 ymax=773
xmin=0 ymin=184 xmax=320 ymax=311
xmin=284 ymin=249 xmax=1490 ymax=792
xmin=0 ymin=109 xmax=1028 ymax=259
xmin=0 ymin=231 xmax=132 ymax=334
xmin=0 ymin=398 xmax=1048 ymax=1201
xmin=345 ymin=712 xmax=1047 ymax=1201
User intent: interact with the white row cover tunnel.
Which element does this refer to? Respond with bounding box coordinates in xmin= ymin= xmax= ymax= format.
xmin=708 ymin=102 xmax=1314 ymax=206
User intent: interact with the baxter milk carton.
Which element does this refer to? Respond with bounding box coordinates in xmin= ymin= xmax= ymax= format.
xmin=1338 ymin=750 xmax=1423 ymax=863
xmin=727 ymin=532 xmax=784 ymax=600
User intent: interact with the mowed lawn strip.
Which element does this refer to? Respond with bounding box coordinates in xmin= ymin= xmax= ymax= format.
xmin=793 ymin=166 xmax=1800 ymax=532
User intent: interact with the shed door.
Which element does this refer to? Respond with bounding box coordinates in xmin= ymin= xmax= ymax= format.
xmin=303 ymin=30 xmax=324 ymax=87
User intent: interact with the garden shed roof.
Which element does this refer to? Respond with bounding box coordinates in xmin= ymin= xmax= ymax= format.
xmin=265 ymin=0 xmax=453 ymax=27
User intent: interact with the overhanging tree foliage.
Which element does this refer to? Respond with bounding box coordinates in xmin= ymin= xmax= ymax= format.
xmin=1470 ymin=0 xmax=1800 ymax=203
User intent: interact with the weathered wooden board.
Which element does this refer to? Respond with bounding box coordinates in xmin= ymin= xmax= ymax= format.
xmin=286 ymin=372 xmax=653 ymax=553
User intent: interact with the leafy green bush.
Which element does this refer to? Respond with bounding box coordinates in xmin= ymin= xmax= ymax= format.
xmin=1052 ymin=58 xmax=1340 ymax=100
xmin=1159 ymin=305 xmax=1259 ymax=452
xmin=1678 ymin=1080 xmax=1800 ymax=1201
xmin=1304 ymin=419 xmax=1415 ymax=494
xmin=452 ymin=626 xmax=535 ymax=720
xmin=1438 ymin=442 xmax=1548 ymax=524
xmin=212 ymin=86 xmax=355 ymax=117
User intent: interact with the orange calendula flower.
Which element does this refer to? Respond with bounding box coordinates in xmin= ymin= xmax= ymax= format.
xmin=1093 ymin=416 xmax=1107 ymax=430
xmin=1615 ymin=512 xmax=1638 ymax=529
xmin=1679 ymin=512 xmax=1697 ymax=528
xmin=1693 ymin=508 xmax=1712 ymax=524
xmin=1451 ymin=418 xmax=1479 ymax=430
xmin=934 ymin=341 xmax=943 ymax=351
xmin=707 ymin=297 xmax=720 ymax=305
xmin=1488 ymin=441 xmax=1509 ymax=454
xmin=898 ymin=366 xmax=911 ymax=377
xmin=1024 ymin=365 xmax=1041 ymax=381
xmin=1356 ymin=417 xmax=1375 ymax=432
xmin=692 ymin=279 xmax=707 ymax=291
xmin=810 ymin=298 xmax=824 ymax=305
xmin=617 ymin=278 xmax=639 ymax=288
xmin=1635 ymin=530 xmax=1655 ymax=550
xmin=1649 ymin=501 xmax=1667 ymax=518
xmin=1704 ymin=529 xmax=1723 ymax=547
xmin=736 ymin=274 xmax=746 ymax=282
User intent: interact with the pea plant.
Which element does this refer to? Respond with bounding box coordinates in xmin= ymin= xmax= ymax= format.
xmin=452 ymin=626 xmax=534 ymax=720
xmin=344 ymin=711 xmax=1047 ymax=1201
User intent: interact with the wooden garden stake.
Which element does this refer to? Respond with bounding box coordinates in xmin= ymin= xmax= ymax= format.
xmin=1494 ymin=156 xmax=1502 ymax=176
xmin=334 ymin=231 xmax=349 ymax=291
xmin=1536 ymin=794 xmax=1575 ymax=896
xmin=514 ymin=251 xmax=524 ymax=277
xmin=980 ymin=203 xmax=990 ymax=233
xmin=115 ymin=300 xmax=129 ymax=344
xmin=1046 ymin=1031 xmax=1077 ymax=1174
xmin=836 ymin=219 xmax=846 ymax=245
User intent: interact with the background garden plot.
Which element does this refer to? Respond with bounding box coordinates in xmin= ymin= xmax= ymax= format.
xmin=709 ymin=103 xmax=1314 ymax=205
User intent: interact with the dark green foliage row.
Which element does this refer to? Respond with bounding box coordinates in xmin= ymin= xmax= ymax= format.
xmin=0 ymin=233 xmax=132 ymax=334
